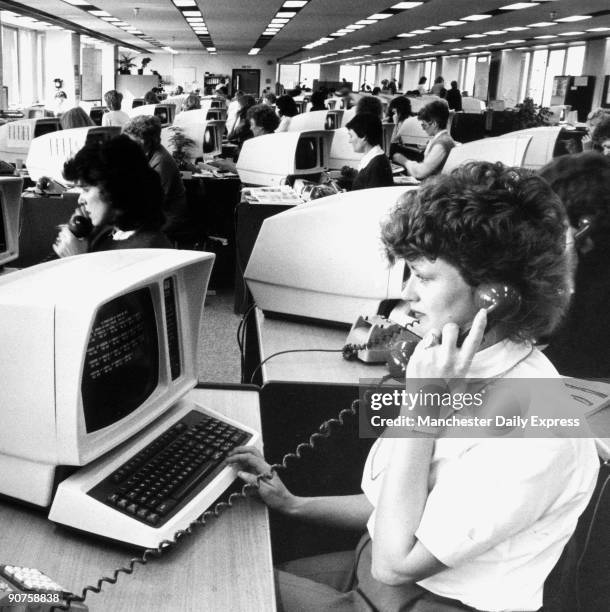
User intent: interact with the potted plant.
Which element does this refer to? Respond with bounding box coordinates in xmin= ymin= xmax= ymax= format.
xmin=167 ymin=126 xmax=197 ymax=176
xmin=117 ymin=54 xmax=136 ymax=75
xmin=513 ymin=97 xmax=553 ymax=130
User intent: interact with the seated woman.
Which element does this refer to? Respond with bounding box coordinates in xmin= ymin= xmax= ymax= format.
xmin=123 ymin=115 xmax=188 ymax=243
xmin=386 ymin=96 xmax=413 ymax=156
xmin=275 ymin=95 xmax=299 ymax=132
xmin=53 ymin=135 xmax=171 ymax=256
xmin=345 ymin=113 xmax=393 ymax=190
xmin=227 ymin=162 xmax=598 ymax=612
xmin=101 ymin=90 xmax=130 ymax=127
xmin=207 ymin=104 xmax=280 ymax=174
xmin=540 ymin=152 xmax=610 ymax=378
xmin=60 ymin=106 xmax=94 ymax=129
xmin=309 ymin=90 xmax=327 ymax=112
xmin=227 ymin=93 xmax=256 ymax=148
xmin=144 ymin=89 xmax=160 ymax=105
xmin=392 ymin=100 xmax=455 ymax=180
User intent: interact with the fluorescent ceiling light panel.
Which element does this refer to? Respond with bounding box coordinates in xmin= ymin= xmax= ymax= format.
xmin=398 ymin=33 xmax=416 ymax=37
xmin=368 ymin=13 xmax=393 ymax=19
xmin=345 ymin=24 xmax=365 ymax=29
xmin=425 ymin=26 xmax=445 ymax=30
xmin=555 ymin=15 xmax=591 ymax=22
xmin=283 ymin=1 xmax=308 ymax=7
xmin=63 ymin=0 xmax=89 ymax=5
xmin=276 ymin=12 xmax=297 ymax=18
xmin=88 ymin=10 xmax=111 ymax=17
xmin=462 ymin=15 xmax=492 ymax=21
xmin=465 ymin=34 xmax=486 ymax=38
xmin=356 ymin=20 xmax=377 ymax=25
xmin=173 ymin=0 xmax=196 ymax=6
xmin=501 ymin=3 xmax=538 ymax=9
xmin=529 ymin=22 xmax=556 ymax=27
xmin=535 ymin=34 xmax=557 ymax=38
xmin=506 ymin=39 xmax=526 ymax=43
xmin=504 ymin=26 xmax=529 ymax=31
xmin=182 ymin=11 xmax=202 ymax=17
xmin=410 ymin=29 xmax=429 ymax=34
xmin=443 ymin=38 xmax=461 ymax=42
xmin=587 ymin=27 xmax=610 ymax=32
xmin=485 ymin=30 xmax=506 ymax=35
xmin=440 ymin=21 xmax=465 ymax=26
xmin=559 ymin=31 xmax=584 ymax=36
xmin=249 ymin=48 xmax=261 ymax=55
xmin=392 ymin=2 xmax=424 ymax=8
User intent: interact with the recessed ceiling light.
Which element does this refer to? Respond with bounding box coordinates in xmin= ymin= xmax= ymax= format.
xmin=555 ymin=15 xmax=591 ymax=22
xmin=368 ymin=13 xmax=393 ymax=19
xmin=501 ymin=3 xmax=539 ymax=9
xmin=391 ymin=2 xmax=424 ymax=8
xmin=440 ymin=21 xmax=465 ymax=26
xmin=535 ymin=34 xmax=557 ymax=38
xmin=271 ymin=18 xmax=289 ymax=23
xmin=249 ymin=48 xmax=261 ymax=55
xmin=88 ymin=10 xmax=111 ymax=17
xmin=425 ymin=26 xmax=445 ymax=30
xmin=529 ymin=22 xmax=556 ymax=27
xmin=506 ymin=39 xmax=526 ymax=43
xmin=102 ymin=17 xmax=120 ymax=21
xmin=207 ymin=47 xmax=216 ymax=51
xmin=559 ymin=31 xmax=584 ymax=36
xmin=449 ymin=48 xmax=463 ymax=51
xmin=62 ymin=0 xmax=89 ymax=5
xmin=186 ymin=17 xmax=204 ymax=22
xmin=173 ymin=0 xmax=197 ymax=6
xmin=182 ymin=11 xmax=201 ymax=17
xmin=283 ymin=1 xmax=308 ymax=7
xmin=465 ymin=34 xmax=486 ymax=38
xmin=485 ymin=30 xmax=506 ymax=35
xmin=443 ymin=38 xmax=461 ymax=43
xmin=462 ymin=15 xmax=492 ymax=21
xmin=587 ymin=27 xmax=610 ymax=32
xmin=345 ymin=24 xmax=365 ymax=30
xmin=397 ymin=33 xmax=416 ymax=37
xmin=356 ymin=20 xmax=377 ymax=25
xmin=381 ymin=49 xmax=399 ymax=53
xmin=504 ymin=26 xmax=529 ymax=31
xmin=410 ymin=29 xmax=429 ymax=34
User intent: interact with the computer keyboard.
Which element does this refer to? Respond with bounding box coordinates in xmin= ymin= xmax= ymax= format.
xmin=49 ymin=402 xmax=260 ymax=548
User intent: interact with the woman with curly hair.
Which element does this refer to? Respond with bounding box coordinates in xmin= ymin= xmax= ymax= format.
xmin=226 ymin=162 xmax=598 ymax=612
xmin=53 ymin=134 xmax=171 ymax=256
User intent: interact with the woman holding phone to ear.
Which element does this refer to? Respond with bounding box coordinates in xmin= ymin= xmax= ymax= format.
xmin=227 ymin=162 xmax=599 ymax=612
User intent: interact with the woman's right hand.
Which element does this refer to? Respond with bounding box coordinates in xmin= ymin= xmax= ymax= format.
xmin=225 ymin=446 xmax=296 ymax=514
xmin=53 ymin=225 xmax=88 ymax=258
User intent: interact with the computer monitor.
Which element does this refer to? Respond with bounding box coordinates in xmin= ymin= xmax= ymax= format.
xmin=287 ymin=110 xmax=330 ymax=132
xmin=328 ymin=127 xmax=361 ymax=170
xmin=0 ymin=249 xmax=214 ymax=507
xmin=201 ymin=96 xmax=226 ymax=109
xmin=236 ymin=130 xmax=332 ymax=186
xmin=0 ymin=177 xmax=23 ymax=268
xmin=89 ymin=106 xmax=108 ymax=126
xmin=0 ymin=118 xmax=61 ymax=164
xmin=244 ymin=186 xmax=411 ymax=325
xmin=206 ymin=108 xmax=227 ymax=121
xmin=127 ymin=103 xmax=176 ymax=126
xmin=26 ymin=126 xmax=122 ymax=182
xmin=132 ymin=98 xmax=145 ymax=108
xmin=325 ymin=110 xmax=343 ymax=130
xmin=500 ymin=126 xmax=585 ymax=170
xmin=161 ymin=110 xmax=225 ymax=160
xmin=443 ymin=134 xmax=533 ymax=174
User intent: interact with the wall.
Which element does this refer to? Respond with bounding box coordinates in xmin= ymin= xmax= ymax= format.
xmin=131 ymin=52 xmax=276 ymax=94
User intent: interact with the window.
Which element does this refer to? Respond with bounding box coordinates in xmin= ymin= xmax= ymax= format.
xmin=565 ymin=46 xmax=585 ymax=77
xmin=542 ymin=49 xmax=566 ymax=106
xmin=362 ymin=64 xmax=376 ymax=88
xmin=299 ymin=63 xmax=319 ymax=88
xmin=278 ymin=64 xmax=300 ymax=90
xmin=463 ymin=56 xmax=477 ymax=96
xmin=2 ymin=26 xmax=18 ymax=107
xmin=528 ymin=49 xmax=548 ymax=105
xmin=339 ymin=65 xmax=360 ymax=88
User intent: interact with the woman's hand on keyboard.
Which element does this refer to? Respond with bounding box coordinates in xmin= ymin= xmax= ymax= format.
xmin=226 ymin=446 xmax=296 ymax=514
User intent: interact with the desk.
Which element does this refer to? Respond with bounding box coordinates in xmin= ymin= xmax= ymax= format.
xmin=248 ymin=310 xmax=383 ymax=561
xmin=0 ymin=386 xmax=275 ymax=612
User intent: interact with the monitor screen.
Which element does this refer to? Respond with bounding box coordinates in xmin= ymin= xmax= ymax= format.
xmin=89 ymin=107 xmax=107 ymax=126
xmin=82 ymin=287 xmax=159 ymax=433
xmin=155 ymin=106 xmax=168 ymax=124
xmin=203 ymin=125 xmax=217 ymax=154
xmin=84 ymin=126 xmax=121 ymax=147
xmin=325 ymin=114 xmax=339 ymax=130
xmin=295 ymin=136 xmax=318 ymax=170
xmin=132 ymin=99 xmax=145 ymax=108
xmin=33 ymin=120 xmax=60 ymax=138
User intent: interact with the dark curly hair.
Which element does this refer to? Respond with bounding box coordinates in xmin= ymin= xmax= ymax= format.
xmin=418 ymin=100 xmax=450 ymax=129
xmin=63 ymin=134 xmax=165 ymax=232
xmin=246 ymin=104 xmax=280 ymax=133
xmin=381 ymin=161 xmax=570 ymax=342
xmin=591 ymin=115 xmax=610 ymax=149
xmin=275 ymin=94 xmax=299 ymax=118
xmin=387 ymin=96 xmax=412 ymax=122
xmin=539 ymin=151 xmax=610 ymax=257
xmin=355 ymin=95 xmax=383 ymax=119
xmin=345 ymin=112 xmax=383 ymax=147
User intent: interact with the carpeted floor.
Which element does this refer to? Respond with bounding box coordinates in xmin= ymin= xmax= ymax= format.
xmin=196 ymin=289 xmax=243 ymax=384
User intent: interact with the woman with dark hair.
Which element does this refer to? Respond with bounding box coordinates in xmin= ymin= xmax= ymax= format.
xmin=228 ymin=93 xmax=257 ymax=147
xmin=53 ymin=135 xmax=171 ymax=256
xmin=275 ymin=94 xmax=299 ymax=132
xmin=591 ymin=116 xmax=610 ymax=156
xmin=355 ymin=95 xmax=384 ymax=120
xmin=417 ymin=76 xmax=427 ymax=95
xmin=59 ymin=106 xmax=95 ymax=129
xmin=102 ymin=89 xmax=130 ymax=127
xmin=540 ymin=151 xmax=610 ymax=377
xmin=309 ymin=90 xmax=327 ymax=112
xmin=227 ymin=161 xmax=598 ymax=612
xmin=392 ymin=100 xmax=455 ymax=179
xmin=345 ymin=113 xmax=393 ymax=190
xmin=123 ymin=115 xmax=188 ymax=242
xmin=143 ymin=89 xmax=160 ymax=105
xmin=387 ymin=96 xmax=413 ymax=156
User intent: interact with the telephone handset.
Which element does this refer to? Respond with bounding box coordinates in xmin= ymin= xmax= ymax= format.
xmin=67 ymin=214 xmax=93 ymax=238
xmin=388 ymin=283 xmax=522 ymax=380
xmin=35 ymin=176 xmax=67 ymax=196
